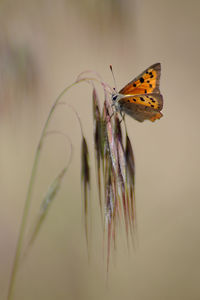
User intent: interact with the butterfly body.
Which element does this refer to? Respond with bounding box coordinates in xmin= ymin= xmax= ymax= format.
xmin=111 ymin=63 xmax=163 ymax=122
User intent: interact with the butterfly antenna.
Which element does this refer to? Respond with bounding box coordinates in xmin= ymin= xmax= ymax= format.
xmin=110 ymin=65 xmax=117 ymax=92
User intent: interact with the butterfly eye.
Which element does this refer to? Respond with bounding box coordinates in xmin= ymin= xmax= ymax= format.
xmin=112 ymin=94 xmax=118 ymax=101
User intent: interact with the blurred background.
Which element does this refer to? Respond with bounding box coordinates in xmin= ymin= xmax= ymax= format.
xmin=1 ymin=0 xmax=200 ymax=299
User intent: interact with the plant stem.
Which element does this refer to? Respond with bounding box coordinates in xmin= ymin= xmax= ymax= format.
xmin=7 ymin=78 xmax=96 ymax=300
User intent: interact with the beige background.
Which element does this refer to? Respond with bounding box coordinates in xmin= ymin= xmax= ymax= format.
xmin=1 ymin=0 xmax=200 ymax=299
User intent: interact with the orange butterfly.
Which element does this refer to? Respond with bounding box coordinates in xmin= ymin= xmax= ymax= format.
xmin=111 ymin=63 xmax=163 ymax=122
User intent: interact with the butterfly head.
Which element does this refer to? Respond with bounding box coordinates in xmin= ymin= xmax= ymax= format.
xmin=111 ymin=93 xmax=123 ymax=103
xmin=111 ymin=93 xmax=125 ymax=113
xmin=112 ymin=93 xmax=118 ymax=102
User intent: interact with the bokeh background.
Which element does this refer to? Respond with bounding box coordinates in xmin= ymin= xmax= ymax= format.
xmin=1 ymin=0 xmax=200 ymax=299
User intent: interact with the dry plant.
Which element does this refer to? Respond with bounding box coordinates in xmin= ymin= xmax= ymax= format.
xmin=7 ymin=71 xmax=136 ymax=300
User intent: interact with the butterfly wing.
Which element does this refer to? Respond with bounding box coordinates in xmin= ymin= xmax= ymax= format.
xmin=119 ymin=63 xmax=161 ymax=95
xmin=118 ymin=93 xmax=163 ymax=122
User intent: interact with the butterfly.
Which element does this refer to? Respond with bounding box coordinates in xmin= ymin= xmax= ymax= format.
xmin=111 ymin=63 xmax=163 ymax=122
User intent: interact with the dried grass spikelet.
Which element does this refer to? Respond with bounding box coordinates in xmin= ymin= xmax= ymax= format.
xmin=125 ymin=132 xmax=136 ymax=230
xmin=26 ymin=132 xmax=73 ymax=251
xmin=81 ymin=135 xmax=90 ymax=246
xmin=91 ymin=89 xmax=136 ymax=271
xmin=93 ymin=88 xmax=103 ymax=218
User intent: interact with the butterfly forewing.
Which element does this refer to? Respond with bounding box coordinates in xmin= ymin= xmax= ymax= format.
xmin=119 ymin=63 xmax=161 ymax=95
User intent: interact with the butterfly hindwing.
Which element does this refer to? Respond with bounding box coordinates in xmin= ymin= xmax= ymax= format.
xmin=119 ymin=63 xmax=161 ymax=95
xmin=119 ymin=93 xmax=163 ymax=111
xmin=118 ymin=93 xmax=163 ymax=122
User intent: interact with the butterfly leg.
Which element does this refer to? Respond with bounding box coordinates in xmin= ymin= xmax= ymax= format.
xmin=109 ymin=112 xmax=114 ymax=119
xmin=119 ymin=111 xmax=125 ymax=123
xmin=110 ymin=102 xmax=118 ymax=119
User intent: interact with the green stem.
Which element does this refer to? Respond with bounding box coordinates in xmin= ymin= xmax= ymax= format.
xmin=7 ymin=78 xmax=97 ymax=300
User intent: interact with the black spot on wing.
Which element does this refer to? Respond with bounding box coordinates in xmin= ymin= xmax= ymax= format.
xmin=149 ymin=71 xmax=154 ymax=78
xmin=139 ymin=77 xmax=144 ymax=83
